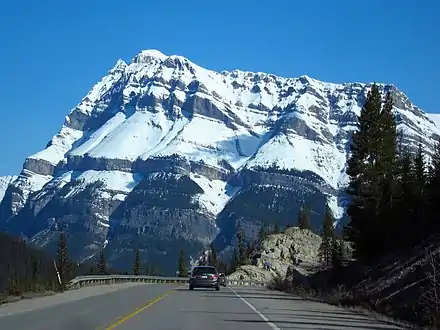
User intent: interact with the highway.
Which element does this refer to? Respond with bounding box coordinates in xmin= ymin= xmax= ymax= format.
xmin=0 ymin=283 xmax=405 ymax=329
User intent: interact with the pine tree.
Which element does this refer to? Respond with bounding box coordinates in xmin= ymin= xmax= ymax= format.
xmin=178 ymin=248 xmax=188 ymax=277
xmin=236 ymin=221 xmax=246 ymax=266
xmin=56 ymin=231 xmax=73 ymax=290
xmin=376 ymin=90 xmax=398 ymax=252
xmin=274 ymin=221 xmax=280 ymax=234
xmin=331 ymin=238 xmax=343 ymax=269
xmin=207 ymin=249 xmax=212 ymax=265
xmin=132 ymin=249 xmax=141 ymax=275
xmin=229 ymin=247 xmax=239 ymax=273
xmin=97 ymin=249 xmax=106 ymax=275
xmin=345 ymin=84 xmax=392 ymax=263
xmin=258 ymin=222 xmax=267 ymax=248
xmin=426 ymin=141 xmax=440 ymax=233
xmin=30 ymin=254 xmax=39 ymax=292
xmin=318 ymin=203 xmax=335 ymax=266
xmin=412 ymin=144 xmax=427 ymax=242
xmin=218 ymin=261 xmax=228 ymax=274
xmin=210 ymin=243 xmax=218 ymax=268
xmin=145 ymin=263 xmax=154 ymax=275
xmin=297 ymin=206 xmax=311 ymax=230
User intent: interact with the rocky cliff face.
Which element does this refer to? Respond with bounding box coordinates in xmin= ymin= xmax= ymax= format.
xmin=0 ymin=49 xmax=439 ymax=273
xmin=0 ymin=176 xmax=17 ymax=205
xmin=227 ymin=227 xmax=346 ymax=283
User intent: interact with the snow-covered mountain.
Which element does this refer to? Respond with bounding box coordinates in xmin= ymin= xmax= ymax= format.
xmin=1 ymin=49 xmax=439 ymax=273
xmin=0 ymin=176 xmax=17 ymax=204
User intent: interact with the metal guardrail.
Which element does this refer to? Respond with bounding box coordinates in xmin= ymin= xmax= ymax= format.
xmin=68 ymin=275 xmax=266 ymax=290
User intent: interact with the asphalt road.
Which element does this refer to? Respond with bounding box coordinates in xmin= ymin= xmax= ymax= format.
xmin=0 ymin=283 xmax=406 ymax=329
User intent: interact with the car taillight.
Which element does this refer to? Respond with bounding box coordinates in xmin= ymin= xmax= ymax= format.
xmin=211 ymin=274 xmax=218 ymax=279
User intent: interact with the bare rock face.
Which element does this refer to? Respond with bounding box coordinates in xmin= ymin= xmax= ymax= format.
xmin=229 ymin=227 xmax=323 ymax=282
xmin=227 ymin=265 xmax=274 ymax=283
xmin=260 ymin=227 xmax=322 ymax=265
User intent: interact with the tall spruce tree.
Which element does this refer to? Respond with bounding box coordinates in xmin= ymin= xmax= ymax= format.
xmin=318 ymin=203 xmax=335 ymax=266
xmin=394 ymin=148 xmax=416 ymax=250
xmin=97 ymin=249 xmax=107 ymax=275
xmin=229 ymin=247 xmax=239 ymax=273
xmin=297 ymin=206 xmax=311 ymax=230
xmin=210 ymin=243 xmax=218 ymax=268
xmin=236 ymin=221 xmax=246 ymax=265
xmin=412 ymin=144 xmax=427 ymax=242
xmin=56 ymin=231 xmax=73 ymax=290
xmin=258 ymin=222 xmax=267 ymax=248
xmin=345 ymin=84 xmax=388 ymax=263
xmin=273 ymin=221 xmax=280 ymax=234
xmin=30 ymin=254 xmax=39 ymax=292
xmin=132 ymin=249 xmax=141 ymax=275
xmin=376 ymin=90 xmax=398 ymax=252
xmin=426 ymin=141 xmax=440 ymax=232
xmin=178 ymin=248 xmax=188 ymax=277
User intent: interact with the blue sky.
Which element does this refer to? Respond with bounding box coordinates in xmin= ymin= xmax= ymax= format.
xmin=0 ymin=0 xmax=439 ymax=175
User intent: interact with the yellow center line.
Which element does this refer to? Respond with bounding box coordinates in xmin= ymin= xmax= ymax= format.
xmin=102 ymin=287 xmax=178 ymax=330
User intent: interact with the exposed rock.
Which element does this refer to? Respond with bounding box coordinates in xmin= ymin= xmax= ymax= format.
xmin=229 ymin=227 xmax=323 ymax=283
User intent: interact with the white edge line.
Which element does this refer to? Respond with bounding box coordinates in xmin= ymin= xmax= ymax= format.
xmin=229 ymin=286 xmax=281 ymax=330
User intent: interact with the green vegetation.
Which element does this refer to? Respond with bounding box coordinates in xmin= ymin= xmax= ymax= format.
xmin=178 ymin=248 xmax=188 ymax=277
xmin=132 ymin=248 xmax=141 ymax=275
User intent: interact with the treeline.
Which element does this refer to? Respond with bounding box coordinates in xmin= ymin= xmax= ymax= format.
xmin=130 ymin=248 xmax=164 ymax=276
xmin=0 ymin=232 xmax=58 ymax=295
xmin=0 ymin=231 xmax=91 ymax=296
xmin=344 ymin=84 xmax=440 ymax=264
xmin=0 ymin=231 xmax=124 ymax=297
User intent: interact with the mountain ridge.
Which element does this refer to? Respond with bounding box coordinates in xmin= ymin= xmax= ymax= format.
xmin=0 ymin=49 xmax=439 ymax=273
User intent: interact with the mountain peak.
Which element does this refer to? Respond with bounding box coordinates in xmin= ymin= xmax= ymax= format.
xmin=132 ymin=49 xmax=168 ymax=63
xmin=109 ymin=59 xmax=127 ymax=73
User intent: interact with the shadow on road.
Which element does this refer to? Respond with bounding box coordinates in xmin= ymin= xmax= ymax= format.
xmin=182 ymin=310 xmax=381 ymax=323
xmin=222 ymin=319 xmax=399 ymax=330
xmin=202 ymin=293 xmax=303 ymax=301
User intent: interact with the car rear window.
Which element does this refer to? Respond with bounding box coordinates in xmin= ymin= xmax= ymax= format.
xmin=193 ymin=266 xmax=216 ymax=274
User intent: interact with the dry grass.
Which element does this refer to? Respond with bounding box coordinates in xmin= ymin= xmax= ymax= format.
xmin=267 ymin=274 xmax=418 ymax=329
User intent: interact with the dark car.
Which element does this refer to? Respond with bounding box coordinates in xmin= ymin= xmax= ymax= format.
xmin=218 ymin=272 xmax=227 ymax=286
xmin=189 ymin=266 xmax=220 ymax=291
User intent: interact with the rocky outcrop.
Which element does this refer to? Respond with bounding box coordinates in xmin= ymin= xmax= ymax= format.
xmin=228 ymin=227 xmax=324 ymax=283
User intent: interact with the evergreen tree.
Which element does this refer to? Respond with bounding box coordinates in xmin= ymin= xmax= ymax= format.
xmin=412 ymin=144 xmax=427 ymax=241
xmin=274 ymin=221 xmax=280 ymax=234
xmin=331 ymin=238 xmax=343 ymax=269
xmin=207 ymin=249 xmax=212 ymax=266
xmin=96 ymin=249 xmax=106 ymax=275
xmin=236 ymin=221 xmax=246 ymax=266
xmin=229 ymin=247 xmax=239 ymax=273
xmin=132 ymin=249 xmax=141 ymax=275
xmin=377 ymin=90 xmax=398 ymax=252
xmin=210 ymin=243 xmax=218 ymax=268
xmin=427 ymin=141 xmax=440 ymax=232
xmin=297 ymin=206 xmax=311 ymax=230
xmin=56 ymin=231 xmax=73 ymax=290
xmin=258 ymin=222 xmax=267 ymax=248
xmin=145 ymin=263 xmax=156 ymax=275
xmin=345 ymin=84 xmax=395 ymax=263
xmin=178 ymin=248 xmax=188 ymax=277
xmin=218 ymin=261 xmax=228 ymax=274
xmin=30 ymin=254 xmax=39 ymax=292
xmin=318 ymin=203 xmax=335 ymax=266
